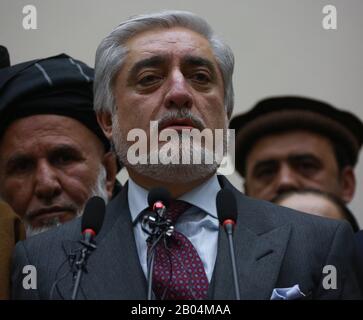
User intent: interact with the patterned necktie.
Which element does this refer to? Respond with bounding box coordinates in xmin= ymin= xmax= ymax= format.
xmin=150 ymin=200 xmax=209 ymax=300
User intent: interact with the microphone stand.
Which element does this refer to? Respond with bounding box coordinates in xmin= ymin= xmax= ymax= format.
xmin=145 ymin=226 xmax=165 ymax=300
xmin=71 ymin=239 xmax=97 ymax=300
xmin=142 ymin=207 xmax=174 ymax=300
xmin=224 ymin=223 xmax=241 ymax=300
xmin=147 ymin=252 xmax=155 ymax=300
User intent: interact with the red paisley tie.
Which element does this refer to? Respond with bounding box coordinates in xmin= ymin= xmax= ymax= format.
xmin=151 ymin=200 xmax=209 ymax=300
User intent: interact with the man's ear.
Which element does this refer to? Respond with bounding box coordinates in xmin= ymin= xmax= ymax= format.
xmin=102 ymin=151 xmax=118 ymax=200
xmin=340 ymin=166 xmax=356 ymax=203
xmin=97 ymin=112 xmax=113 ymax=140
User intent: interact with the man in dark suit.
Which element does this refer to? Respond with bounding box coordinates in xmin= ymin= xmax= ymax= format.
xmin=11 ymin=10 xmax=362 ymax=300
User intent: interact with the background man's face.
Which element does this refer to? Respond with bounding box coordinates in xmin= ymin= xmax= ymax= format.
xmin=244 ymin=130 xmax=346 ymax=201
xmin=108 ymin=27 xmax=226 ymax=182
xmin=0 ymin=115 xmax=106 ymax=230
xmin=276 ymin=193 xmax=345 ymax=221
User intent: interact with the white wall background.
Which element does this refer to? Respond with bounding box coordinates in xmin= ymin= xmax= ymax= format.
xmin=1 ymin=0 xmax=362 ymax=225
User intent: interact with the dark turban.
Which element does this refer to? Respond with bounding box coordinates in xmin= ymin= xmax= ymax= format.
xmin=0 ymin=52 xmax=109 ymax=150
xmin=230 ymin=96 xmax=363 ymax=176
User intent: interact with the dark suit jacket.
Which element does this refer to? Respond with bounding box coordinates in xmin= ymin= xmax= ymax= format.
xmin=355 ymin=230 xmax=363 ymax=291
xmin=0 ymin=201 xmax=25 ymax=299
xmin=11 ymin=177 xmax=362 ymax=299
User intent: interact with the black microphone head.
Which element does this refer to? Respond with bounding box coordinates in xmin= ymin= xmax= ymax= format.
xmin=147 ymin=187 xmax=171 ymax=208
xmin=81 ymin=196 xmax=106 ymax=235
xmin=216 ymin=189 xmax=238 ymax=224
xmin=0 ymin=46 xmax=10 ymax=68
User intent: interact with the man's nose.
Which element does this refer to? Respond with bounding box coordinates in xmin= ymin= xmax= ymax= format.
xmin=275 ymin=164 xmax=300 ymax=195
xmin=164 ymin=70 xmax=193 ymax=109
xmin=34 ymin=161 xmax=62 ymax=202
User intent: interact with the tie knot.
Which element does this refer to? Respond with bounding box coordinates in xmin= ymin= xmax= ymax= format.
xmin=165 ymin=200 xmax=191 ymax=224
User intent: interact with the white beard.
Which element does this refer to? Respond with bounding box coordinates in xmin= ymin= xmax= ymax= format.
xmin=112 ymin=114 xmax=227 ymax=184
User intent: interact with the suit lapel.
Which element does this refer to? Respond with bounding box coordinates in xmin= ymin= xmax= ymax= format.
xmin=210 ymin=176 xmax=292 ymax=300
xmin=58 ymin=184 xmax=147 ymax=299
xmin=210 ymin=223 xmax=291 ymax=300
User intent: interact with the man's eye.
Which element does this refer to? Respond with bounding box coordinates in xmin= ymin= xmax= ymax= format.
xmin=52 ymin=154 xmax=77 ymax=166
xmin=296 ymin=161 xmax=320 ymax=175
xmin=190 ymin=72 xmax=211 ymax=84
xmin=137 ymin=74 xmax=162 ymax=87
xmin=255 ymin=166 xmax=276 ymax=179
xmin=7 ymin=161 xmax=33 ymax=175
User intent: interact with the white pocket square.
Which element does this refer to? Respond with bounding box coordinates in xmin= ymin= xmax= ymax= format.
xmin=270 ymin=284 xmax=306 ymax=300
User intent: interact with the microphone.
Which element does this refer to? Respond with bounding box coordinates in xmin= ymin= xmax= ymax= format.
xmin=216 ymin=189 xmax=241 ymax=300
xmin=147 ymin=187 xmax=170 ymax=216
xmin=0 ymin=45 xmax=10 ymax=68
xmin=81 ymin=196 xmax=105 ymax=244
xmin=71 ymin=196 xmax=106 ymax=300
xmin=143 ymin=187 xmax=172 ymax=236
xmin=145 ymin=187 xmax=171 ymax=300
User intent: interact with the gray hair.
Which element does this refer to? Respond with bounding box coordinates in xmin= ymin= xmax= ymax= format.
xmin=94 ymin=10 xmax=234 ymax=119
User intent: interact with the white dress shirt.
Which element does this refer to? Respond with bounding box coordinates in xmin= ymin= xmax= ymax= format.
xmin=128 ymin=175 xmax=221 ymax=282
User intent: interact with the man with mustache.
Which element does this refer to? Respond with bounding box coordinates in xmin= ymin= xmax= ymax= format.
xmin=12 ymin=11 xmax=361 ymax=299
xmin=229 ymin=96 xmax=363 ymax=204
xmin=0 ymin=52 xmax=118 ymax=237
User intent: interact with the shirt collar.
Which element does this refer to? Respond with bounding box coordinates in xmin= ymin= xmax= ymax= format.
xmin=128 ymin=175 xmax=221 ymax=223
